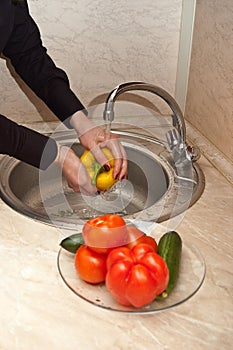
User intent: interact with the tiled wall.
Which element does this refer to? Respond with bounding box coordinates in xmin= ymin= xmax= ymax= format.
xmin=0 ymin=0 xmax=183 ymax=124
xmin=185 ymin=0 xmax=233 ymax=162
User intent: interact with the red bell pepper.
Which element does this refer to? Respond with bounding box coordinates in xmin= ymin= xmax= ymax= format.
xmin=106 ymin=243 xmax=169 ymax=308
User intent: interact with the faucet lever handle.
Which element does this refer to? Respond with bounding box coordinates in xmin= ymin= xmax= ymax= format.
xmin=166 ymin=129 xmax=180 ymax=150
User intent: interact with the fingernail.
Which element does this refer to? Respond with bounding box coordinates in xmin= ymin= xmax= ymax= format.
xmin=104 ymin=164 xmax=110 ymax=172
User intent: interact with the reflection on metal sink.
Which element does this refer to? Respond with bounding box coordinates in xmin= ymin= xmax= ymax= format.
xmin=0 ymin=128 xmax=205 ymax=229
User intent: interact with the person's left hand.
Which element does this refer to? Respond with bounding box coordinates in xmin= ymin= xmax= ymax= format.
xmin=70 ymin=111 xmax=128 ymax=181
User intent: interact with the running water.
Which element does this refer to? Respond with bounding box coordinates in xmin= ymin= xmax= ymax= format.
xmin=94 ymin=182 xmax=131 ymax=216
xmin=104 ymin=120 xmax=112 ymax=136
xmin=97 ymin=121 xmax=133 ymax=215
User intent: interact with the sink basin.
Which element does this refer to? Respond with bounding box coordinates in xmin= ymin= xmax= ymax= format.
xmin=0 ymin=129 xmax=205 ymax=229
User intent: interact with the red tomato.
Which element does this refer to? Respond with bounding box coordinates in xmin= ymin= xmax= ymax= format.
xmin=74 ymin=245 xmax=107 ymax=284
xmin=106 ymin=243 xmax=169 ymax=308
xmin=82 ymin=214 xmax=127 ymax=254
xmin=125 ymin=225 xmax=158 ymax=252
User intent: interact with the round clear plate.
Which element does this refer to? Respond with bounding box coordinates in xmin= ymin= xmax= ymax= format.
xmin=57 ymin=227 xmax=206 ymax=314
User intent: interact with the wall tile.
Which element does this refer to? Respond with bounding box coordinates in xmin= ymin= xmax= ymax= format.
xmin=185 ymin=0 xmax=233 ymax=162
xmin=0 ymin=0 xmax=182 ymax=123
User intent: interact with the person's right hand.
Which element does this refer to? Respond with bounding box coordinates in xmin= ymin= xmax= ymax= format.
xmin=70 ymin=111 xmax=128 ymax=181
xmin=55 ymin=145 xmax=98 ymax=196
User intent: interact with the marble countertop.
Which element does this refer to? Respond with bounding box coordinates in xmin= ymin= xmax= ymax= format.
xmin=0 ymin=123 xmax=232 ymax=350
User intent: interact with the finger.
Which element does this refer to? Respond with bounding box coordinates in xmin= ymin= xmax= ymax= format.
xmin=90 ymin=144 xmax=110 ymax=168
xmin=113 ymin=149 xmax=128 ymax=179
xmin=118 ymin=155 xmax=128 ymax=180
xmin=78 ymin=181 xmax=98 ymax=196
xmin=104 ymin=138 xmax=128 ymax=179
xmin=115 ymin=145 xmax=128 ymax=180
xmin=77 ymin=164 xmax=98 ymax=196
xmin=68 ymin=183 xmax=80 ymax=192
xmin=119 ymin=143 xmax=128 ymax=178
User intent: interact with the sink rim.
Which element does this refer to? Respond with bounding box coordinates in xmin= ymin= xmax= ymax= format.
xmin=0 ymin=130 xmax=205 ymax=229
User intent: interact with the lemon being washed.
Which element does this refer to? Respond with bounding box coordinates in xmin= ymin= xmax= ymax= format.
xmin=80 ymin=147 xmax=118 ymax=191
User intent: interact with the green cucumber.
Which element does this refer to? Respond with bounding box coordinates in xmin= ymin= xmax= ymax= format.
xmin=158 ymin=231 xmax=182 ymax=298
xmin=60 ymin=233 xmax=84 ymax=253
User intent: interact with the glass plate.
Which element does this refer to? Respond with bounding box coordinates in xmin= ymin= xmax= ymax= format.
xmin=57 ymin=229 xmax=206 ymax=314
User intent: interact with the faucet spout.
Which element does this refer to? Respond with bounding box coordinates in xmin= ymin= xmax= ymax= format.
xmin=103 ymin=81 xmax=186 ymax=140
xmin=103 ymin=81 xmax=200 ymax=162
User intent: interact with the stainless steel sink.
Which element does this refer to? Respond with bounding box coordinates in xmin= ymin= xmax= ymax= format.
xmin=0 ymin=128 xmax=205 ymax=229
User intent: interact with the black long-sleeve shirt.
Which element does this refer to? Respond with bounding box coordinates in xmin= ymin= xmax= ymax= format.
xmin=0 ymin=0 xmax=85 ymax=169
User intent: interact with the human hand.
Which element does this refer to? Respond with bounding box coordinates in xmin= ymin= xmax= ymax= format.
xmin=70 ymin=111 xmax=128 ymax=180
xmin=55 ymin=145 xmax=98 ymax=196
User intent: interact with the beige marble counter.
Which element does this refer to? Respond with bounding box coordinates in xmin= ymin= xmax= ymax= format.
xmin=0 ymin=125 xmax=232 ymax=350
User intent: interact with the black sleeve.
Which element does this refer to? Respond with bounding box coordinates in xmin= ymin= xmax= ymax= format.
xmin=0 ymin=114 xmax=57 ymax=170
xmin=3 ymin=1 xmax=86 ymax=125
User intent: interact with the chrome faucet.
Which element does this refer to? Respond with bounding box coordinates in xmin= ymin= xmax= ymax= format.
xmin=103 ymin=82 xmax=200 ymax=163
